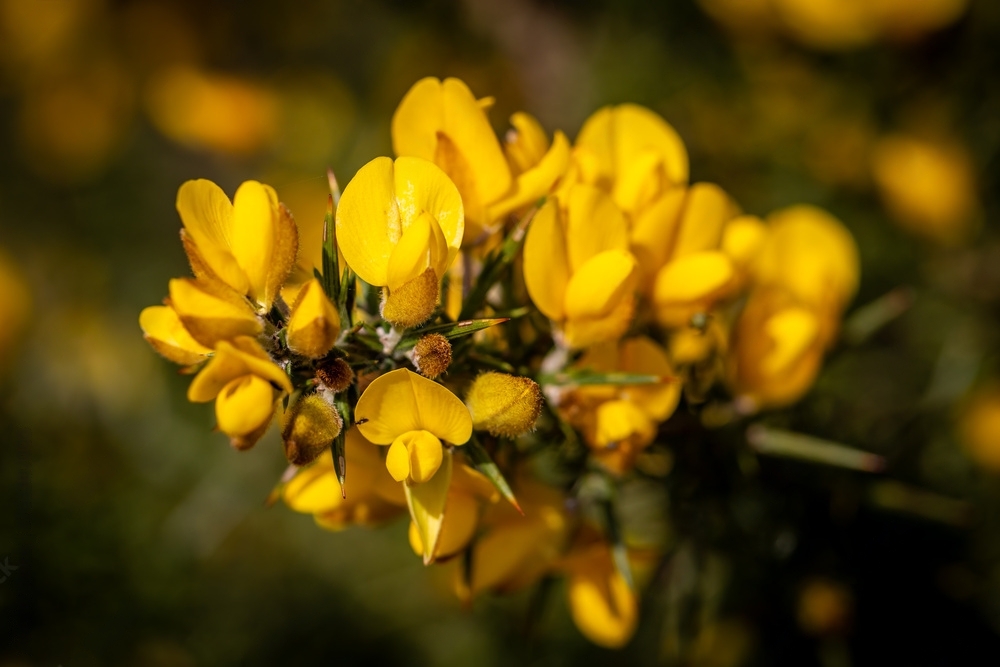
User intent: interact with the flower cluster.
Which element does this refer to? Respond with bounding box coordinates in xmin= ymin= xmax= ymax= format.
xmin=141 ymin=76 xmax=859 ymax=648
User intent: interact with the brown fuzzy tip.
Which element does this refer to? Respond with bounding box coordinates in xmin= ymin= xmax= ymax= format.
xmin=412 ymin=333 xmax=452 ymax=379
xmin=316 ymin=357 xmax=354 ymax=393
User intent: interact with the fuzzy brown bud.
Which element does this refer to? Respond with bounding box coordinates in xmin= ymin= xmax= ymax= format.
xmin=281 ymin=393 xmax=343 ymax=466
xmin=412 ymin=333 xmax=452 ymax=379
xmin=316 ymin=357 xmax=354 ymax=394
xmin=466 ymin=372 xmax=543 ymax=438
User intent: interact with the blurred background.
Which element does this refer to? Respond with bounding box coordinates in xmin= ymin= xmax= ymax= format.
xmin=2 ymin=0 xmax=1000 ymax=664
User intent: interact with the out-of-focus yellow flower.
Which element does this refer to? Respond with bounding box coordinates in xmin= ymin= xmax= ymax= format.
xmin=283 ymin=428 xmax=407 ymax=530
xmin=145 ymin=66 xmax=280 ymax=154
xmin=872 ymin=134 xmax=979 ymax=246
xmin=466 ymin=372 xmax=542 ymax=437
xmin=392 ymin=77 xmax=569 ymax=243
xmin=286 ymin=278 xmax=340 ymax=359
xmin=176 ymin=178 xmax=299 ymax=314
xmin=523 ymin=186 xmax=638 ymax=348
xmin=138 ymin=303 xmax=212 ymax=366
xmin=336 ymin=156 xmax=464 ymax=328
xmin=186 ymin=335 xmax=293 ymax=450
xmin=561 ymin=542 xmax=638 ymax=649
xmin=456 ymin=478 xmax=570 ymax=600
xmin=562 ymin=336 xmax=680 ymax=474
xmin=729 ymin=206 xmax=859 ymax=409
xmin=355 ymin=369 xmax=472 ymax=484
xmin=958 ymin=386 xmax=1000 ymax=474
xmin=407 ymin=462 xmax=499 ymax=563
xmin=797 ymin=578 xmax=853 ymax=637
xmin=0 ymin=250 xmax=31 ymax=371
xmin=699 ymin=0 xmax=969 ymax=50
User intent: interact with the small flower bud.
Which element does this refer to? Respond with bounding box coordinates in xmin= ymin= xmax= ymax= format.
xmin=287 ymin=278 xmax=341 ymax=359
xmin=412 ymin=333 xmax=452 ymax=378
xmin=281 ymin=393 xmax=343 ymax=466
xmin=316 ymin=357 xmax=354 ymax=394
xmin=381 ymin=268 xmax=439 ymax=328
xmin=466 ymin=372 xmax=543 ymax=438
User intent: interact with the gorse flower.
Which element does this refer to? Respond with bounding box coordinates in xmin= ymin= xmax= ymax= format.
xmin=140 ymin=75 xmax=862 ymax=650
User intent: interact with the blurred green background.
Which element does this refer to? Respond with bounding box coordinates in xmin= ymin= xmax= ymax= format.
xmin=3 ymin=0 xmax=1000 ymax=665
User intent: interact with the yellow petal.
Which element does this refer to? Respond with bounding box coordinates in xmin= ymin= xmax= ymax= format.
xmin=231 ymin=180 xmax=280 ymax=309
xmin=394 ymin=156 xmax=464 ymax=274
xmin=390 ymin=429 xmax=444 ymax=484
xmin=612 ymin=147 xmax=667 ymax=216
xmin=404 ymin=446 xmax=453 ymax=563
xmin=489 ymin=130 xmax=571 ymax=221
xmin=168 ymin=278 xmax=261 ymax=347
xmin=763 ymin=307 xmax=820 ymax=375
xmin=265 ymin=202 xmax=299 ymax=310
xmin=215 ymin=375 xmax=276 ymax=438
xmin=282 ymin=428 xmax=384 ymax=515
xmin=629 ymin=187 xmax=687 ymax=289
xmin=335 ymin=156 xmax=401 ymax=287
xmin=721 ymin=214 xmax=767 ymax=270
xmin=652 ymin=251 xmax=736 ymax=327
xmin=391 ymin=77 xmax=444 ymax=160
xmin=139 ymin=304 xmax=212 ymax=365
xmin=286 ymin=278 xmax=341 ymax=359
xmin=563 ymin=297 xmax=636 ymax=350
xmin=355 ymin=368 xmax=473 ymax=446
xmin=409 ymin=483 xmax=481 ymax=559
xmin=670 ymin=182 xmax=734 ymax=259
xmin=175 ymin=179 xmax=249 ymax=295
xmin=564 ymin=249 xmax=638 ymax=321
xmin=566 ymin=547 xmax=638 ymax=649
xmin=619 ymin=336 xmax=681 ymax=421
xmin=385 ymin=212 xmax=434 ymax=292
xmin=187 ymin=336 xmax=291 ymax=402
xmin=595 ymin=399 xmax=655 ymax=449
xmin=523 ymin=199 xmax=570 ymax=321
xmin=504 ymin=111 xmax=550 ymax=174
xmin=565 ymin=184 xmax=629 ymax=273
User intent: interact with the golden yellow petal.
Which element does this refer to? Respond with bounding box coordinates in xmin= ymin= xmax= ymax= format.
xmin=489 ymin=130 xmax=571 ymax=221
xmin=215 ymin=375 xmax=276 ymax=438
xmin=231 ymin=180 xmax=280 ymax=309
xmin=762 ymin=307 xmax=820 ymax=375
xmin=391 ymin=76 xmax=445 ymax=161
xmin=356 ymin=368 xmax=473 ymax=446
xmin=619 ymin=336 xmax=681 ymax=421
xmin=394 ymin=156 xmax=464 ymax=273
xmin=187 ymin=336 xmax=290 ymax=402
xmin=168 ymin=278 xmax=261 ymax=348
xmin=286 ymin=278 xmax=341 ymax=359
xmin=139 ymin=304 xmax=212 ymax=365
xmin=670 ymin=182 xmax=734 ymax=259
xmin=283 ymin=455 xmax=344 ymax=514
xmin=564 ymin=249 xmax=638 ymax=321
xmin=409 ymin=483 xmax=481 ymax=559
xmin=629 ymin=187 xmax=686 ymax=289
xmin=565 ymin=184 xmax=629 ymax=273
xmin=652 ymin=251 xmax=736 ymax=327
xmin=385 ymin=211 xmax=434 ymax=293
xmin=386 ymin=439 xmax=411 ymax=482
xmin=721 ymin=214 xmax=767 ymax=270
xmin=396 ymin=429 xmax=444 ymax=484
xmin=504 ymin=111 xmax=550 ymax=174
xmin=335 ymin=156 xmax=401 ymax=287
xmin=594 ymin=399 xmax=656 ymax=449
xmin=523 ymin=199 xmax=571 ymax=321
xmin=265 ymin=202 xmax=299 ymax=309
xmin=612 ymin=147 xmax=667 ymax=216
xmin=563 ymin=297 xmax=636 ymax=350
xmin=405 ymin=447 xmax=453 ymax=563
xmin=175 ymin=179 xmax=249 ymax=295
xmin=566 ymin=547 xmax=638 ymax=649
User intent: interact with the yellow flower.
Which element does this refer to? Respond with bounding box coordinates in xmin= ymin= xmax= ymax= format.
xmin=561 ymin=542 xmax=638 ymax=649
xmin=335 ymin=156 xmax=464 ymax=328
xmin=523 ymin=185 xmax=639 ymax=348
xmin=355 ymin=368 xmax=474 ymax=562
xmin=176 ymin=178 xmax=298 ymax=313
xmin=392 ymin=77 xmax=570 ymax=242
xmin=561 ymin=336 xmax=680 ymax=474
xmin=283 ymin=428 xmax=407 ymax=529
xmin=186 ymin=335 xmax=293 ymax=450
xmin=166 ymin=277 xmax=262 ymax=348
xmin=285 ymin=278 xmax=340 ymax=359
xmin=871 ymin=134 xmax=979 ymax=246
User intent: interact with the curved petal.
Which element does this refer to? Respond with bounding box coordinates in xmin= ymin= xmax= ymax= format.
xmin=565 ymin=184 xmax=629 ymax=273
xmin=564 ymin=250 xmax=638 ymax=320
xmin=523 ymin=199 xmax=570 ymax=321
xmin=405 ymin=447 xmax=453 ymax=563
xmin=721 ymin=214 xmax=767 ymax=270
xmin=566 ymin=547 xmax=638 ymax=649
xmin=168 ymin=278 xmax=261 ymax=347
xmin=489 ymin=130 xmax=571 ymax=221
xmin=653 ymin=251 xmax=735 ymax=303
xmin=139 ymin=304 xmax=212 ymax=365
xmin=763 ymin=307 xmax=820 ymax=375
xmin=286 ymin=278 xmax=340 ymax=359
xmin=619 ymin=336 xmax=681 ymax=421
xmin=594 ymin=399 xmax=655 ymax=449
xmin=394 ymin=156 xmax=464 ymax=271
xmin=391 ymin=429 xmax=444 ymax=484
xmin=187 ymin=336 xmax=290 ymax=402
xmin=356 ymin=368 xmax=473 ymax=445
xmin=231 ymin=180 xmax=280 ymax=308
xmin=504 ymin=111 xmax=550 ymax=174
xmin=391 ymin=76 xmax=445 ymax=161
xmin=670 ymin=182 xmax=734 ymax=259
xmin=336 ymin=156 xmax=401 ymax=286
xmin=440 ymin=77 xmax=511 ymax=206
xmin=175 ymin=179 xmax=249 ymax=294
xmin=215 ymin=375 xmax=276 ymax=438
xmin=629 ymin=186 xmax=686 ymax=288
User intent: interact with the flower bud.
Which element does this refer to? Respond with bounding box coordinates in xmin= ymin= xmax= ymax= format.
xmin=281 ymin=393 xmax=343 ymax=466
xmin=381 ymin=268 xmax=439 ymax=328
xmin=412 ymin=333 xmax=452 ymax=378
xmin=316 ymin=357 xmax=354 ymax=394
xmin=287 ymin=278 xmax=341 ymax=359
xmin=466 ymin=372 xmax=543 ymax=437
